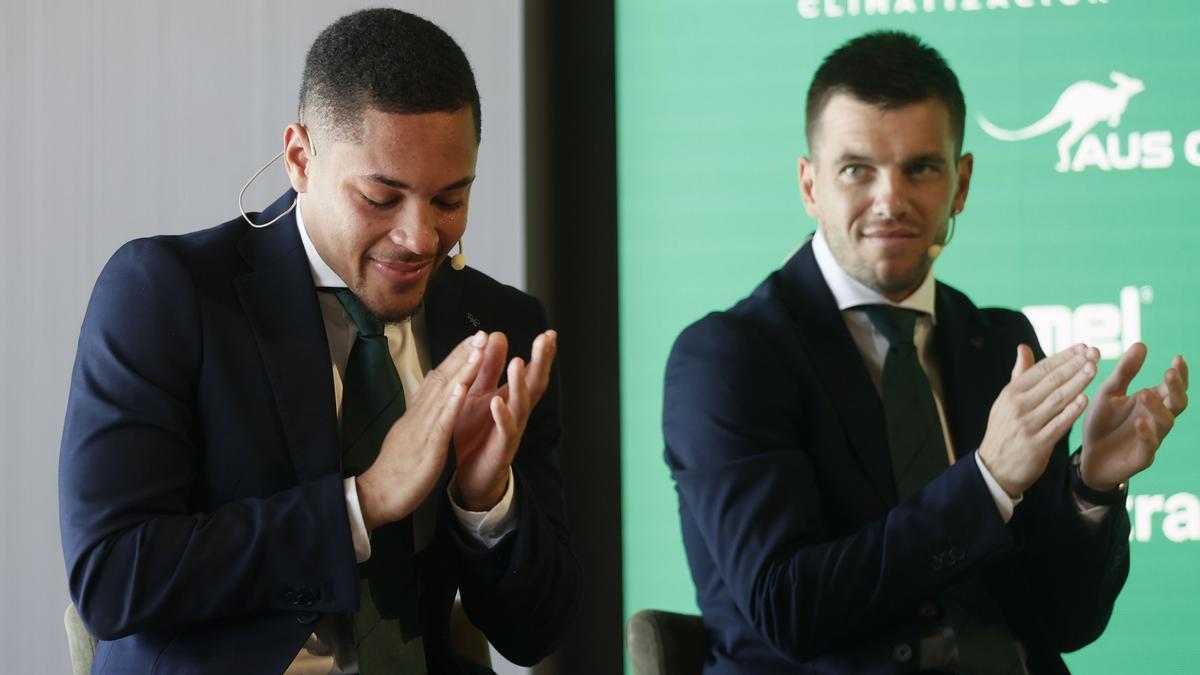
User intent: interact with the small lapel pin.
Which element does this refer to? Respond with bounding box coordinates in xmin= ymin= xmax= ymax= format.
xmin=467 ymin=313 xmax=481 ymax=328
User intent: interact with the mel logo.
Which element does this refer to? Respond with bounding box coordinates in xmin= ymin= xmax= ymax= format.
xmin=1021 ymin=286 xmax=1148 ymax=360
xmin=978 ymin=72 xmax=1200 ymax=172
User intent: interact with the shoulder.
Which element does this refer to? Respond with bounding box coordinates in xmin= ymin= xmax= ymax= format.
xmin=455 ymin=265 xmax=537 ymax=306
xmin=668 ymin=272 xmax=803 ymax=394
xmin=99 ymin=218 xmax=249 ymax=292
xmin=936 ymin=280 xmax=1041 ymax=350
xmin=672 ymin=264 xmax=802 ymax=359
xmin=431 ymin=264 xmax=548 ymax=335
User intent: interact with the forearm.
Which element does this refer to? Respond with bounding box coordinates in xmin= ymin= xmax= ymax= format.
xmin=1011 ymin=445 xmax=1130 ymax=650
xmin=454 ymin=462 xmax=581 ymax=666
xmin=686 ymin=451 xmax=1012 ymax=660
xmin=62 ymin=472 xmax=359 ymax=640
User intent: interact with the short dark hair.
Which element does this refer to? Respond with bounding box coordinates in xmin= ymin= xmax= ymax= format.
xmin=805 ymin=31 xmax=965 ymax=155
xmin=299 ymin=8 xmax=481 ymax=145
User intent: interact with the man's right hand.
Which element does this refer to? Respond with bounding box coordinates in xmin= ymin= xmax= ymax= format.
xmin=977 ymin=343 xmax=1100 ymax=498
xmin=356 ymin=331 xmax=488 ymax=532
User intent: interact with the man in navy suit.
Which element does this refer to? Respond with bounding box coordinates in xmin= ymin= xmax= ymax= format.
xmin=59 ymin=9 xmax=579 ymax=674
xmin=663 ymin=32 xmax=1188 ymax=674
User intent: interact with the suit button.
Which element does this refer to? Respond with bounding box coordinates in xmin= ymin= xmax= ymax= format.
xmin=892 ymin=642 xmax=913 ymax=663
xmin=296 ymin=611 xmax=320 ymax=625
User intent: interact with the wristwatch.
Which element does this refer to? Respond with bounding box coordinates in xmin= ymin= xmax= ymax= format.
xmin=1069 ymin=451 xmax=1129 ymax=506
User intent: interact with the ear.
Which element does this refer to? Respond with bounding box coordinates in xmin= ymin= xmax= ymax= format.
xmin=952 ymin=152 xmax=974 ymax=216
xmin=798 ymin=156 xmax=819 ymax=218
xmin=282 ymin=123 xmax=315 ymax=193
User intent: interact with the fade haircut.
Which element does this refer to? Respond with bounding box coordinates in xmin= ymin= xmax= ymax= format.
xmin=299 ymin=8 xmax=481 ymax=145
xmin=805 ymin=31 xmax=965 ymax=156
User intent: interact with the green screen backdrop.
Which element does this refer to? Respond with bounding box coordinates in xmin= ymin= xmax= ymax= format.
xmin=618 ymin=1 xmax=1200 ymax=671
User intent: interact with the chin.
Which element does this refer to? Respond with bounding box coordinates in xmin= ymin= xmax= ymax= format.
xmin=350 ymin=282 xmax=425 ymax=323
xmin=876 ymin=263 xmax=930 ymax=297
xmin=372 ymin=293 xmax=426 ymax=323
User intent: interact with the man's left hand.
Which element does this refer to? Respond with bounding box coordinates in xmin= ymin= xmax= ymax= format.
xmin=453 ymin=330 xmax=557 ymax=511
xmin=1081 ymin=342 xmax=1189 ymax=491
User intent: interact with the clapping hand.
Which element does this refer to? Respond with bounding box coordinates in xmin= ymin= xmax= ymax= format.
xmin=1080 ymin=343 xmax=1189 ymax=492
xmin=453 ymin=330 xmax=558 ymax=511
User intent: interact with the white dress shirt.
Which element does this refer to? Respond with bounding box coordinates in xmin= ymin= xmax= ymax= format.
xmin=286 ymin=202 xmax=517 ymax=674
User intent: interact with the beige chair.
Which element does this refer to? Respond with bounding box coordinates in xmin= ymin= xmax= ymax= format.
xmin=65 ymin=600 xmax=491 ymax=674
xmin=626 ymin=609 xmax=708 ymax=675
xmin=64 ymin=604 xmax=96 ymax=675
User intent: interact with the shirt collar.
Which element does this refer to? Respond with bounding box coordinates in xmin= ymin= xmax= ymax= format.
xmin=295 ymin=198 xmax=349 ymax=288
xmin=810 ymin=228 xmax=937 ymax=322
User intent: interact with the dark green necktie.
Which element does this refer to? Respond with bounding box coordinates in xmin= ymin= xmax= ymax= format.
xmin=861 ymin=305 xmax=1024 ymax=675
xmin=861 ymin=305 xmax=949 ymax=499
xmin=329 ymin=289 xmax=427 ymax=674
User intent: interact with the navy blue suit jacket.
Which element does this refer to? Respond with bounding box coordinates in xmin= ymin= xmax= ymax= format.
xmin=663 ymin=242 xmax=1130 ymax=674
xmin=59 ymin=192 xmax=581 ymax=674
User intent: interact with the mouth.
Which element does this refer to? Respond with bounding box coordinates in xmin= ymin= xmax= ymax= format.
xmin=368 ymin=257 xmax=433 ymax=285
xmin=860 ymin=227 xmax=920 ymax=240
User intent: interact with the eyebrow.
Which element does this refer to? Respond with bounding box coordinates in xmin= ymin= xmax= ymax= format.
xmin=905 ymin=154 xmax=948 ymax=166
xmin=360 ymin=174 xmax=476 ymax=192
xmin=832 ymin=153 xmax=948 ymax=166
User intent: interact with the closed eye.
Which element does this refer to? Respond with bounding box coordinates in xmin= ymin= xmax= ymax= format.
xmin=362 ymin=193 xmax=398 ymax=209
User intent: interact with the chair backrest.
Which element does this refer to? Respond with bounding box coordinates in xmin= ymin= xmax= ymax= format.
xmin=626 ymin=609 xmax=708 ymax=675
xmin=64 ymin=604 xmax=97 ymax=675
xmin=450 ymin=598 xmax=492 ymax=668
xmin=64 ymin=600 xmax=491 ymax=673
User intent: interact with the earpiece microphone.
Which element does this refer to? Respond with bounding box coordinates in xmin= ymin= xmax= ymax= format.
xmin=238 ymin=124 xmax=316 ymax=229
xmin=239 ymin=150 xmax=296 ymax=229
xmin=927 ymin=213 xmax=958 ymax=261
xmin=450 ymin=240 xmax=467 ymax=270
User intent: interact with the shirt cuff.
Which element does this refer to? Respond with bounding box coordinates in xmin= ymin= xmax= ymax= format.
xmin=448 ymin=468 xmax=518 ymax=550
xmin=344 ymin=476 xmax=372 ymax=563
xmin=975 ymin=451 xmax=1022 ymax=523
xmin=1071 ymin=495 xmax=1112 ymax=528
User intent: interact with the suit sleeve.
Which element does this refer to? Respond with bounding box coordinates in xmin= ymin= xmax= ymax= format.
xmin=1003 ymin=314 xmax=1131 ymax=652
xmin=448 ymin=296 xmax=582 ymax=666
xmin=664 ymin=313 xmax=1016 ymax=662
xmin=58 ymin=239 xmax=359 ymax=641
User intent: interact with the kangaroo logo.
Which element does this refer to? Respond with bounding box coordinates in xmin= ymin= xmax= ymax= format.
xmin=978 ymin=72 xmax=1145 ymax=172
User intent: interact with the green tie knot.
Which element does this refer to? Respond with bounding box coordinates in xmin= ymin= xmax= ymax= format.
xmin=861 ymin=304 xmax=922 ymax=349
xmin=329 ymin=288 xmax=384 ymax=337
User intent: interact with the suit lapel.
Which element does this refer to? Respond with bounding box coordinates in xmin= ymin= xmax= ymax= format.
xmin=776 ymin=243 xmax=897 ymax=504
xmin=933 ymin=284 xmax=993 ymax=460
xmin=422 ymin=263 xmax=469 ymax=367
xmin=419 ymin=263 xmax=470 ymax=491
xmin=233 ymin=191 xmax=340 ymax=482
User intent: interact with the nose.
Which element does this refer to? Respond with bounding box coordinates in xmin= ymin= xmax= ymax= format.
xmin=870 ymin=168 xmax=909 ymax=221
xmin=387 ymin=201 xmax=440 ymax=258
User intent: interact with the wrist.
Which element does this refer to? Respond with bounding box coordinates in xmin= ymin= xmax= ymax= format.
xmin=976 ymin=447 xmax=1022 ymax=499
xmin=1071 ymin=451 xmax=1128 ymax=506
xmin=454 ymin=475 xmax=507 ymax=512
xmin=1078 ymin=449 xmax=1122 ymax=492
xmin=355 ymin=470 xmax=384 ymax=532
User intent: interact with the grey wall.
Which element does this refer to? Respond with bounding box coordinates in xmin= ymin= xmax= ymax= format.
xmin=0 ymin=2 xmax=528 ymax=672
